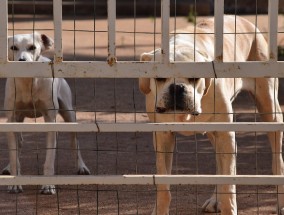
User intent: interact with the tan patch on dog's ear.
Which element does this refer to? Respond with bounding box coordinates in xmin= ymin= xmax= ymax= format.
xmin=140 ymin=53 xmax=153 ymax=61
xmin=204 ymin=78 xmax=212 ymax=96
xmin=139 ymin=78 xmax=151 ymax=94
xmin=139 ymin=52 xmax=152 ymax=94
xmin=40 ymin=34 xmax=54 ymax=50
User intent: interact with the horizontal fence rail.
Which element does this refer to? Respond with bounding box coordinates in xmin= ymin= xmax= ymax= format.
xmin=0 ymin=0 xmax=283 ymax=192
xmin=0 ymin=122 xmax=283 ymax=133
xmin=0 ymin=61 xmax=284 ymax=78
xmin=1 ymin=175 xmax=284 ymax=186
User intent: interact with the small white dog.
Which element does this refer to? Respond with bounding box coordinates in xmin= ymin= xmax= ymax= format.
xmin=139 ymin=16 xmax=284 ymax=214
xmin=4 ymin=32 xmax=90 ymax=194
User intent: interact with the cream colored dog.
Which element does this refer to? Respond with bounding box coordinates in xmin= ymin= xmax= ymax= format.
xmin=139 ymin=16 xmax=284 ymax=215
xmin=4 ymin=32 xmax=90 ymax=195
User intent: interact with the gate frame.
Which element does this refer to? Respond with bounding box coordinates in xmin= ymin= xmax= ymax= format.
xmin=0 ymin=0 xmax=283 ymax=186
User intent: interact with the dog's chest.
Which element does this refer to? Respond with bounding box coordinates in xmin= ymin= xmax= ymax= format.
xmin=15 ymin=81 xmax=41 ymax=103
xmin=13 ymin=79 xmax=46 ymax=117
xmin=15 ymin=100 xmax=44 ymax=118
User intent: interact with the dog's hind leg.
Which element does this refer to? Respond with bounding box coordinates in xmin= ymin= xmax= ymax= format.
xmin=253 ymin=78 xmax=284 ymax=214
xmin=58 ymin=81 xmax=90 ymax=175
xmin=59 ymin=106 xmax=90 ymax=175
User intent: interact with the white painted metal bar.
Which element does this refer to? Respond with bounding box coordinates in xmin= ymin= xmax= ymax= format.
xmin=0 ymin=122 xmax=283 ymax=133
xmin=214 ymin=0 xmax=224 ymax=61
xmin=53 ymin=0 xmax=63 ymax=62
xmin=107 ymin=0 xmax=116 ymax=65
xmin=0 ymin=62 xmax=52 ymax=77
xmin=0 ymin=61 xmax=284 ymax=78
xmin=0 ymin=175 xmax=284 ymax=186
xmin=268 ymin=0 xmax=279 ymax=61
xmin=161 ymin=0 xmax=170 ymax=64
xmin=0 ymin=0 xmax=7 ymax=62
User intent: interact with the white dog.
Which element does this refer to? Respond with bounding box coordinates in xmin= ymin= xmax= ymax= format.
xmin=139 ymin=16 xmax=284 ymax=214
xmin=4 ymin=32 xmax=90 ymax=194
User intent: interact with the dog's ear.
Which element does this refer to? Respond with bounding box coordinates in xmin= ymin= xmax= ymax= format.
xmin=203 ymin=78 xmax=212 ymax=96
xmin=140 ymin=52 xmax=153 ymax=62
xmin=139 ymin=52 xmax=152 ymax=94
xmin=40 ymin=33 xmax=54 ymax=50
xmin=139 ymin=78 xmax=151 ymax=94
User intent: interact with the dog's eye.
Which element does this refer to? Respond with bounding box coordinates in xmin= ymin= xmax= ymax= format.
xmin=28 ymin=45 xmax=36 ymax=51
xmin=156 ymin=78 xmax=167 ymax=82
xmin=10 ymin=45 xmax=18 ymax=51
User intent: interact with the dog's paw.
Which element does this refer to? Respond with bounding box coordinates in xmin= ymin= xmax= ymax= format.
xmin=40 ymin=185 xmax=56 ymax=195
xmin=280 ymin=207 xmax=284 ymax=215
xmin=151 ymin=209 xmax=169 ymax=215
xmin=8 ymin=185 xmax=23 ymax=193
xmin=2 ymin=165 xmax=11 ymax=175
xmin=2 ymin=169 xmax=11 ymax=175
xmin=77 ymin=166 xmax=91 ymax=175
xmin=202 ymin=196 xmax=221 ymax=213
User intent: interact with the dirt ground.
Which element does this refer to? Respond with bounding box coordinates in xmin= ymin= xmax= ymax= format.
xmin=0 ymin=14 xmax=284 ymax=214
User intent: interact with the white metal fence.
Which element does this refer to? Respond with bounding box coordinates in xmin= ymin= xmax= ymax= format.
xmin=1 ymin=0 xmax=284 ymax=213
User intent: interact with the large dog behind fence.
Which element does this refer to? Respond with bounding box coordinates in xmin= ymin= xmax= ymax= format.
xmin=139 ymin=15 xmax=284 ymax=215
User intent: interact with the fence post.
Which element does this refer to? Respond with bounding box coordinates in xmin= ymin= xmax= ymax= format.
xmin=161 ymin=0 xmax=170 ymax=64
xmin=268 ymin=0 xmax=279 ymax=61
xmin=0 ymin=0 xmax=7 ymax=62
xmin=53 ymin=0 xmax=63 ymax=63
xmin=107 ymin=0 xmax=117 ymax=66
xmin=214 ymin=0 xmax=224 ymax=62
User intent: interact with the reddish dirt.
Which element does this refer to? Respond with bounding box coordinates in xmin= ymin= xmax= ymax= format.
xmin=0 ymin=15 xmax=284 ymax=214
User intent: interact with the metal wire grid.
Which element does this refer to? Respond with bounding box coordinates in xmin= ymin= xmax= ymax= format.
xmin=0 ymin=0 xmax=283 ymax=214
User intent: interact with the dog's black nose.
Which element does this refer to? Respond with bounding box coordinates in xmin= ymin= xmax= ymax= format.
xmin=19 ymin=58 xmax=26 ymax=61
xmin=191 ymin=110 xmax=200 ymax=116
xmin=168 ymin=84 xmax=187 ymax=111
xmin=156 ymin=107 xmax=166 ymax=113
xmin=169 ymin=84 xmax=185 ymax=95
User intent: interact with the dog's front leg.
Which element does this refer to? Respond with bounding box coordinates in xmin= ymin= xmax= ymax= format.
xmin=203 ymin=131 xmax=237 ymax=215
xmin=6 ymin=131 xmax=23 ymax=193
xmin=152 ymin=131 xmax=175 ymax=215
xmin=3 ymin=132 xmax=23 ymax=175
xmin=40 ymin=130 xmax=57 ymax=195
xmin=40 ymin=112 xmax=57 ymax=195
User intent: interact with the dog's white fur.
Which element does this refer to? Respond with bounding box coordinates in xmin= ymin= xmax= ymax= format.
xmin=139 ymin=16 xmax=284 ymax=215
xmin=4 ymin=32 xmax=90 ymax=194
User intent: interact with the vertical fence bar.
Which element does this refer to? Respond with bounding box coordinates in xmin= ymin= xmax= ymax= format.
xmin=214 ymin=0 xmax=224 ymax=62
xmin=268 ymin=0 xmax=279 ymax=61
xmin=107 ymin=0 xmax=116 ymax=65
xmin=161 ymin=0 xmax=170 ymax=64
xmin=0 ymin=0 xmax=8 ymax=62
xmin=53 ymin=0 xmax=63 ymax=62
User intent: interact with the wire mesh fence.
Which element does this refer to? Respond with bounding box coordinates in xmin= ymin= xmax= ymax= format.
xmin=0 ymin=0 xmax=284 ymax=214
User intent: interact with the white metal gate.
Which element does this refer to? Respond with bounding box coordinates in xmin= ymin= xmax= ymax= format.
xmin=1 ymin=0 xmax=284 ymax=213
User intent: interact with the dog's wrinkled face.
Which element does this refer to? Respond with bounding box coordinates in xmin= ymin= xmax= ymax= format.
xmin=139 ymin=48 xmax=211 ymax=116
xmin=8 ymin=32 xmax=53 ymax=61
xmin=151 ymin=77 xmax=203 ymax=115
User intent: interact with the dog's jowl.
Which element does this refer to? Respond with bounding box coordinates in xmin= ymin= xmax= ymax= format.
xmin=4 ymin=32 xmax=90 ymax=195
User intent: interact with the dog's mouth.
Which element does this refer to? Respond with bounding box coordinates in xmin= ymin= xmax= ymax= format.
xmin=155 ymin=106 xmax=200 ymax=116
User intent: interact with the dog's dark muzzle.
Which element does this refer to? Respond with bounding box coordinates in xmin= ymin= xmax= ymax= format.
xmin=155 ymin=83 xmax=200 ymax=116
